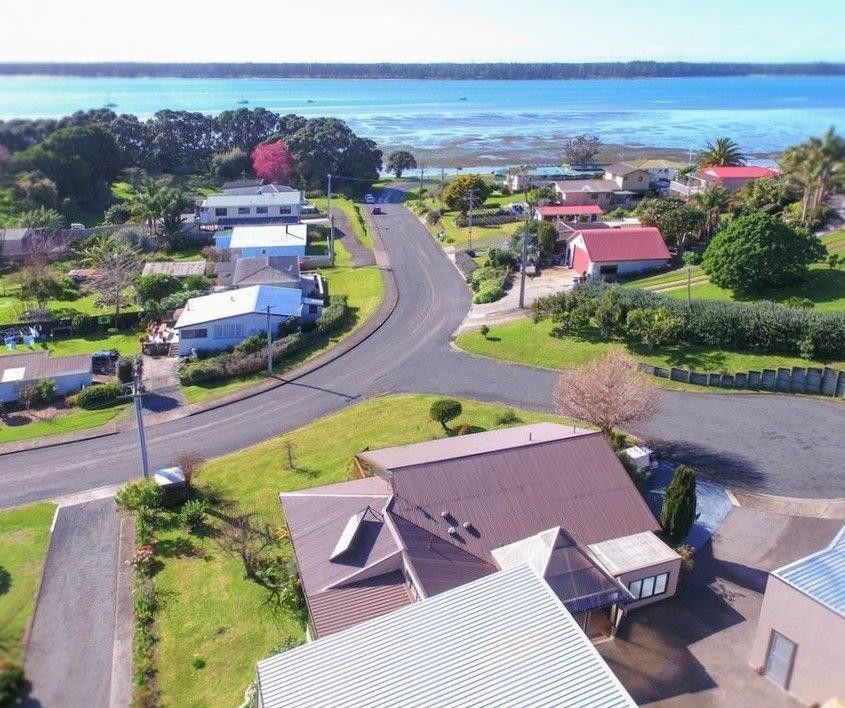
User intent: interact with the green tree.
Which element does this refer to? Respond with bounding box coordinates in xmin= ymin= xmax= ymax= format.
xmin=698 ymin=137 xmax=746 ymax=167
xmin=385 ymin=150 xmax=418 ymax=178
xmin=136 ymin=273 xmax=182 ymax=303
xmin=562 ymin=134 xmax=601 ymax=164
xmin=593 ymin=288 xmax=625 ymax=339
xmin=131 ymin=179 xmax=183 ymax=239
xmin=9 ymin=124 xmax=122 ymax=200
xmin=635 ymin=197 xmax=705 ymax=252
xmin=16 ymin=267 xmax=63 ymax=310
xmin=702 ymin=212 xmax=826 ymax=292
xmin=212 ymin=147 xmax=253 ymax=180
xmin=441 ymin=174 xmax=493 ymax=214
xmin=660 ymin=465 xmax=697 ymax=544
xmin=690 ymin=185 xmax=730 ymax=239
xmin=429 ymin=399 xmax=463 ymax=430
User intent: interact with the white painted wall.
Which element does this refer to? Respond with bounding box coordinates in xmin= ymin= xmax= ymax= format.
xmin=177 ymin=312 xmax=292 ymax=355
xmin=0 ymin=371 xmax=92 ymax=403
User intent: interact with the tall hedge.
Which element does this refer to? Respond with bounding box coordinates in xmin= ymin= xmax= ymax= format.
xmin=533 ymin=282 xmax=845 ymax=360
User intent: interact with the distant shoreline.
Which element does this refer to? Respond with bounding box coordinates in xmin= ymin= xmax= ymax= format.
xmin=0 ymin=61 xmax=843 ymax=80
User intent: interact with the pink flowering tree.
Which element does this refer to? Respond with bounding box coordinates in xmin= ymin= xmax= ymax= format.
xmin=252 ymin=141 xmax=294 ymax=183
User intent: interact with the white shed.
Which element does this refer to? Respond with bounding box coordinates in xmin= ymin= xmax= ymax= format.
xmin=0 ymin=351 xmax=92 ymax=404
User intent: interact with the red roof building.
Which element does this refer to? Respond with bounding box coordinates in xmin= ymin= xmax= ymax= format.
xmin=566 ymin=226 xmax=671 ymax=278
xmin=692 ymin=165 xmax=777 ymax=193
xmin=281 ymin=423 xmax=679 ymax=639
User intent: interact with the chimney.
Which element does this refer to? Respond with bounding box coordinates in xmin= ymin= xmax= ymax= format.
xmin=447 ymin=526 xmax=457 ymax=536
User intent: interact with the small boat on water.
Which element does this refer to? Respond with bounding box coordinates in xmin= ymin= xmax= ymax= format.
xmin=103 ymin=93 xmax=117 ymax=108
xmin=459 ymin=97 xmax=467 ymax=101
xmin=306 ymin=99 xmax=314 ymax=103
xmin=237 ymin=98 xmax=249 ymax=105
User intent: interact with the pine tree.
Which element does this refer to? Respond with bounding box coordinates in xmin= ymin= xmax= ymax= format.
xmin=660 ymin=465 xmax=697 ymax=544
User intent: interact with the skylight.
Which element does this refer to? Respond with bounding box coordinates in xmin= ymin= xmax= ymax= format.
xmin=330 ymin=507 xmax=369 ymax=561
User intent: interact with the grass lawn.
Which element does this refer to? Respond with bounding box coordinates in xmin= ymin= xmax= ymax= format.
xmin=155 ymin=394 xmax=574 ymax=706
xmin=626 ymin=231 xmax=845 ymax=312
xmin=0 ymin=403 xmax=127 ymax=445
xmin=312 ymin=196 xmax=373 ymax=250
xmin=180 ymin=253 xmax=383 ymax=405
xmin=0 ymin=331 xmax=141 ymax=358
xmin=0 ymin=503 xmax=55 ymax=661
xmin=456 ymin=318 xmax=844 ymax=389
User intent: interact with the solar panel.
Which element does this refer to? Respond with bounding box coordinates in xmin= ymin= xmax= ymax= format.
xmin=330 ymin=508 xmax=369 ymax=561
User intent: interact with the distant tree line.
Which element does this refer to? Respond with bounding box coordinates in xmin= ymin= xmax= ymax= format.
xmin=0 ymin=108 xmax=382 ymax=208
xmin=0 ymin=62 xmax=842 ymax=80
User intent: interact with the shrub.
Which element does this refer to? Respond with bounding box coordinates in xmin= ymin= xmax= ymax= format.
xmin=191 ymin=657 xmax=206 ymax=670
xmin=480 ymin=325 xmax=490 ymax=339
xmin=457 ymin=421 xmax=472 ymax=435
xmin=176 ymin=451 xmax=206 ymax=485
xmin=71 ymin=312 xmax=96 ymax=334
xmin=160 ymin=288 xmax=207 ymax=312
xmin=429 ymin=398 xmax=463 ymax=430
xmin=682 ymin=250 xmax=702 ymax=266
xmin=0 ymin=659 xmax=25 ymax=704
xmin=178 ymin=499 xmax=209 ymax=533
xmin=606 ymin=430 xmax=629 ymax=451
xmin=425 ymin=208 xmax=442 ymax=225
xmin=116 ymin=356 xmax=134 ymax=384
xmin=75 ymin=381 xmax=124 ymax=408
xmin=235 ymin=334 xmax=266 ymax=355
xmin=179 ymin=358 xmax=226 ymax=385
xmin=495 ymin=408 xmax=522 ymax=425
xmin=625 ymin=307 xmax=683 ymax=349
xmin=115 ymin=479 xmax=163 ymax=513
xmin=485 ymin=247 xmax=514 ymax=269
xmin=182 ymin=274 xmax=212 ymax=293
xmin=473 ymin=282 xmax=505 ymax=304
xmin=783 ymin=296 xmax=814 ymax=309
xmin=135 ymin=273 xmax=182 ymax=303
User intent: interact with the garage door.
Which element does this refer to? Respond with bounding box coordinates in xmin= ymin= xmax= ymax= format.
xmin=765 ymin=630 xmax=796 ymax=688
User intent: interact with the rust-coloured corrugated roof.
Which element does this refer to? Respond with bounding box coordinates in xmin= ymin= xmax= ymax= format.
xmin=388 ymin=430 xmax=659 ymax=557
xmin=281 ymin=481 xmax=409 ymax=637
xmin=306 ymin=571 xmax=412 ymax=637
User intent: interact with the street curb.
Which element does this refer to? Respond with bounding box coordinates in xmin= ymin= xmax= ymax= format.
xmin=0 ymin=218 xmax=400 ymax=457
xmin=110 ymin=510 xmax=135 ymax=708
xmin=21 ymin=503 xmax=59 ymax=663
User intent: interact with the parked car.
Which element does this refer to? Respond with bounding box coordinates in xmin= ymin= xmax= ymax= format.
xmin=364 ymin=194 xmax=376 ymax=204
xmin=372 ymin=206 xmax=383 ymax=215
xmin=91 ymin=349 xmax=120 ymax=372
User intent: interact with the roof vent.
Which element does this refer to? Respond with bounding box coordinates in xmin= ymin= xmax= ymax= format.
xmin=447 ymin=526 xmax=457 ymax=536
xmin=462 ymin=521 xmax=474 ymax=531
xmin=440 ymin=510 xmax=450 ymax=519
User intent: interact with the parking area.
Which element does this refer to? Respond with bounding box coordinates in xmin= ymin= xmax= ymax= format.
xmin=598 ymin=507 xmax=842 ymax=706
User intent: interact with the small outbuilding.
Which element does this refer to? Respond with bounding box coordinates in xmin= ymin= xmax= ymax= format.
xmin=141 ymin=261 xmax=207 ymax=278
xmin=0 ymin=351 xmax=92 ymax=403
xmin=566 ymin=226 xmax=671 ymax=278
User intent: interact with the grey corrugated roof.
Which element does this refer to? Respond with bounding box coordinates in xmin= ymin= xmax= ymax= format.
xmin=773 ymin=524 xmax=845 ymax=617
xmin=0 ymin=351 xmax=91 ymax=380
xmin=256 ymin=564 xmax=636 ymax=708
xmin=232 ymin=255 xmax=300 ymax=287
xmin=141 ymin=261 xmax=206 ymax=277
xmin=605 ymin=162 xmax=645 ymax=176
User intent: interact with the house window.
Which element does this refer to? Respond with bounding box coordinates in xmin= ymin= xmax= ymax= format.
xmin=214 ymin=207 xmax=227 ymax=217
xmin=238 ymin=207 xmax=250 ymax=215
xmin=638 ymin=176 xmax=644 ymax=182
xmin=180 ymin=328 xmax=208 ymax=340
xmin=279 ymin=206 xmax=292 ymax=214
xmin=256 ymin=206 xmax=269 ymax=215
xmin=628 ymin=572 xmax=669 ymax=600
xmin=765 ymin=631 xmax=796 ymax=688
xmin=212 ymin=323 xmax=245 ymax=339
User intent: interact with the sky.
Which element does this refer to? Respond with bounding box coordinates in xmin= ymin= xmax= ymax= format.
xmin=2 ymin=0 xmax=844 ymax=64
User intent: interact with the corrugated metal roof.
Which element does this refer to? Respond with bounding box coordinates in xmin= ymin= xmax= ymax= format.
xmin=0 ymin=351 xmax=91 ymax=380
xmin=174 ymin=284 xmax=302 ymax=328
xmin=357 ymin=422 xmax=593 ymax=471
xmin=773 ymin=524 xmax=845 ymax=617
xmin=141 ymin=261 xmax=206 ymax=277
xmin=256 ymin=564 xmax=636 ymax=708
xmin=202 ymin=190 xmax=302 ymax=206
xmin=386 ymin=430 xmax=660 ymax=557
xmin=554 ymin=179 xmax=620 ymax=193
xmin=605 ymin=163 xmax=645 ymax=176
xmin=232 ymin=255 xmax=300 ymax=287
xmin=229 ymin=223 xmax=307 ymax=248
xmin=588 ymin=531 xmax=681 ymax=576
xmin=578 ymin=227 xmax=671 ymax=263
xmin=538 ymin=204 xmax=604 ymax=216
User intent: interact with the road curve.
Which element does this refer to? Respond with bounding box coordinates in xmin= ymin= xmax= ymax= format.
xmin=0 ymin=189 xmax=842 ymax=505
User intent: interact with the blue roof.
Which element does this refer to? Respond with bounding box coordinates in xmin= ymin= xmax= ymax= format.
xmin=773 ymin=525 xmax=845 ymax=617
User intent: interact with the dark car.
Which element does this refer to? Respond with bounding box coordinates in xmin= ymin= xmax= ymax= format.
xmin=372 ymin=206 xmax=383 ymax=215
xmin=91 ymin=349 xmax=120 ymax=372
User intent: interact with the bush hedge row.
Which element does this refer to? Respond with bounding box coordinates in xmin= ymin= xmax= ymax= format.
xmin=533 ymin=282 xmax=845 ymax=360
xmin=69 ymin=380 xmax=127 ymax=409
xmin=179 ymin=295 xmax=347 ymax=385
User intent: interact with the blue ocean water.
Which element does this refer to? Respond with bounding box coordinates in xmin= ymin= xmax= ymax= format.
xmin=0 ymin=75 xmax=842 ymax=153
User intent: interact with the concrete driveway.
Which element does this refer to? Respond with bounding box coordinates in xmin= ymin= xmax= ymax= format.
xmin=458 ymin=265 xmax=578 ymax=332
xmin=22 ymin=497 xmax=133 ymax=708
xmin=598 ymin=507 xmax=842 ymax=706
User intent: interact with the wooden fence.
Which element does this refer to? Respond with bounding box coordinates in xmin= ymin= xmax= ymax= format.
xmin=639 ymin=363 xmax=845 ymax=398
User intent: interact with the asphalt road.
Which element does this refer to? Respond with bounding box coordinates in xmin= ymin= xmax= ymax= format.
xmin=0 ymin=187 xmax=842 ymax=504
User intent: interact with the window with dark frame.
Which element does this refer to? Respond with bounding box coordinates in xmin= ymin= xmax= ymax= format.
xmin=256 ymin=206 xmax=269 ymax=214
xmin=214 ymin=207 xmax=227 ymax=216
xmin=628 ymin=572 xmax=669 ymax=600
xmin=238 ymin=207 xmax=250 ymax=215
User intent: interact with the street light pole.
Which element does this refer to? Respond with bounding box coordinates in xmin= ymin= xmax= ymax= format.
xmin=518 ymin=197 xmax=533 ymax=309
xmin=326 ymin=173 xmax=334 ymax=248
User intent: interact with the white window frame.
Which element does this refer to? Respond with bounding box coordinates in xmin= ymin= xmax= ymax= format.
xmin=212 ymin=323 xmax=245 ymax=339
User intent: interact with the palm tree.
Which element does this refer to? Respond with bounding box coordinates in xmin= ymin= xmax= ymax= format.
xmin=691 ymin=185 xmax=730 ymax=239
xmin=810 ymin=126 xmax=845 ymax=208
xmin=698 ymin=138 xmax=747 ymax=167
xmin=780 ymin=144 xmax=819 ymax=225
xmin=131 ymin=180 xmax=180 ymax=239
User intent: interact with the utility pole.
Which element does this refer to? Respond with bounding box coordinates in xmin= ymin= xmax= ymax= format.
xmin=466 ymin=188 xmax=476 ymax=253
xmin=518 ymin=196 xmax=533 ymax=309
xmin=326 ymin=173 xmax=335 ymax=254
xmin=329 ymin=213 xmax=335 ymax=265
xmin=266 ymin=305 xmax=273 ymax=375
xmin=131 ymin=357 xmax=150 ymax=480
xmin=686 ymin=266 xmax=692 ymax=307
xmin=418 ymin=165 xmax=424 ymax=202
